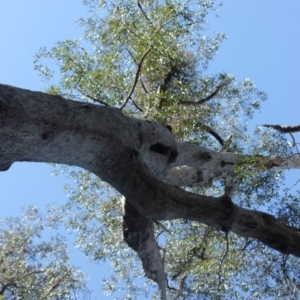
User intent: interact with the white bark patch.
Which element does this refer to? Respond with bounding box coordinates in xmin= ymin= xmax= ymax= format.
xmin=160 ymin=142 xmax=238 ymax=186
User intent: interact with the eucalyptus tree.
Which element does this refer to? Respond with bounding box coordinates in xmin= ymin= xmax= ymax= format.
xmin=1 ymin=0 xmax=300 ymax=299
xmin=0 ymin=206 xmax=89 ymax=300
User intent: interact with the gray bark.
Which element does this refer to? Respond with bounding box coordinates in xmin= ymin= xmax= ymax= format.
xmin=263 ymin=124 xmax=300 ymax=133
xmin=122 ymin=198 xmax=167 ymax=299
xmin=1 ymin=84 xmax=300 ymax=297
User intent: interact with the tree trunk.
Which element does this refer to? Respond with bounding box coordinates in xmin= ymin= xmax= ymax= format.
xmin=1 ymin=84 xmax=300 ymax=296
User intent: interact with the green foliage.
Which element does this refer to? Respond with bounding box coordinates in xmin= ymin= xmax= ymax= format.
xmin=34 ymin=0 xmax=266 ymax=144
xmin=33 ymin=0 xmax=299 ymax=298
xmin=0 ymin=206 xmax=89 ymax=299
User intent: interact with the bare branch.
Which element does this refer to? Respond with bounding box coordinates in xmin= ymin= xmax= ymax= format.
xmin=179 ymin=82 xmax=223 ymax=105
xmin=153 ymin=220 xmax=173 ymax=236
xmin=288 ymin=177 xmax=300 ymax=190
xmin=120 ymin=47 xmax=151 ymax=110
xmin=122 ymin=198 xmax=167 ymax=300
xmin=263 ymin=124 xmax=300 ymax=133
xmin=77 ymin=88 xmax=109 ymax=106
xmin=137 ymin=0 xmax=150 ymax=22
xmin=172 ymin=276 xmax=187 ymax=300
xmin=140 ymin=76 xmax=152 ymax=117
xmin=131 ymin=100 xmax=144 ymax=113
xmin=221 ymin=134 xmax=233 ymax=152
xmin=197 ymin=122 xmax=224 ymax=146
xmin=217 ymin=233 xmax=230 ymax=289
xmin=0 ymin=283 xmax=9 ymax=295
xmin=125 ymin=47 xmax=136 ymax=61
xmin=140 ymin=75 xmax=149 ymax=95
xmin=1 ymin=84 xmax=300 ymax=271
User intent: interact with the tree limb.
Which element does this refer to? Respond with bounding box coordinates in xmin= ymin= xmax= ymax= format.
xmin=263 ymin=124 xmax=300 ymax=133
xmin=77 ymin=87 xmax=109 ymax=106
xmin=120 ymin=47 xmax=151 ymax=110
xmin=131 ymin=99 xmax=144 ymax=113
xmin=1 ymin=83 xmax=300 ymax=281
xmin=122 ymin=198 xmax=167 ymax=299
xmin=179 ymin=82 xmax=223 ymax=105
xmin=137 ymin=0 xmax=150 ymax=22
xmin=197 ymin=122 xmax=224 ymax=146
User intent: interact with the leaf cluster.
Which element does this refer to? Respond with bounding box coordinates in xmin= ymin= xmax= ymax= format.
xmin=0 ymin=206 xmax=89 ymax=300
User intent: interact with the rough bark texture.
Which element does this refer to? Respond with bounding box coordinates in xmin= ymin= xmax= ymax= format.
xmin=122 ymin=198 xmax=166 ymax=299
xmin=1 ymin=84 xmax=300 ymax=296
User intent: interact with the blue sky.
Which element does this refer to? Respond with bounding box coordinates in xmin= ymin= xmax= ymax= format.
xmin=0 ymin=1 xmax=299 ymax=298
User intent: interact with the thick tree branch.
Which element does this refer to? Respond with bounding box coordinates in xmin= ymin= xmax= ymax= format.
xmin=122 ymin=198 xmax=166 ymax=299
xmin=1 ymin=83 xmax=300 ymax=274
xmin=263 ymin=124 xmax=300 ymax=133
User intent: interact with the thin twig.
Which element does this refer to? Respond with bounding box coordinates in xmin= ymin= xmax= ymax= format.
xmin=140 ymin=76 xmax=149 ymax=95
xmin=38 ymin=270 xmax=72 ymax=300
xmin=153 ymin=220 xmax=174 ymax=236
xmin=171 ymin=227 xmax=212 ymax=281
xmin=125 ymin=47 xmax=136 ymax=62
xmin=128 ymin=28 xmax=144 ymax=40
xmin=132 ymin=100 xmax=144 ymax=113
xmin=221 ymin=134 xmax=233 ymax=152
xmin=143 ymin=102 xmax=151 ymax=118
xmin=288 ymin=132 xmax=296 ymax=147
xmin=295 ymin=142 xmax=300 ymax=154
xmin=280 ymin=254 xmax=290 ymax=281
xmin=179 ymin=82 xmax=223 ymax=105
xmin=228 ymin=238 xmax=254 ymax=266
xmin=166 ymin=276 xmax=177 ymax=292
xmin=137 ymin=1 xmax=150 ymax=22
xmin=78 ymin=88 xmax=109 ymax=106
xmin=288 ymin=177 xmax=300 ymax=190
xmin=139 ymin=76 xmax=152 ymax=118
xmin=217 ymin=233 xmax=230 ymax=290
xmin=288 ymin=134 xmax=300 ymax=154
xmin=119 ymin=47 xmax=151 ymax=110
xmin=172 ymin=276 xmax=187 ymax=300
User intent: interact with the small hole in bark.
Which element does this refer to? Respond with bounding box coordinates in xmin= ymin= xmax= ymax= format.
xmin=42 ymin=132 xmax=49 ymax=140
xmin=150 ymin=143 xmax=170 ymax=155
xmin=199 ymin=151 xmax=212 ymax=160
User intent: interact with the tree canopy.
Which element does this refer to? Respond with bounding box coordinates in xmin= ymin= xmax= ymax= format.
xmin=0 ymin=206 xmax=89 ymax=299
xmin=1 ymin=0 xmax=300 ymax=299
